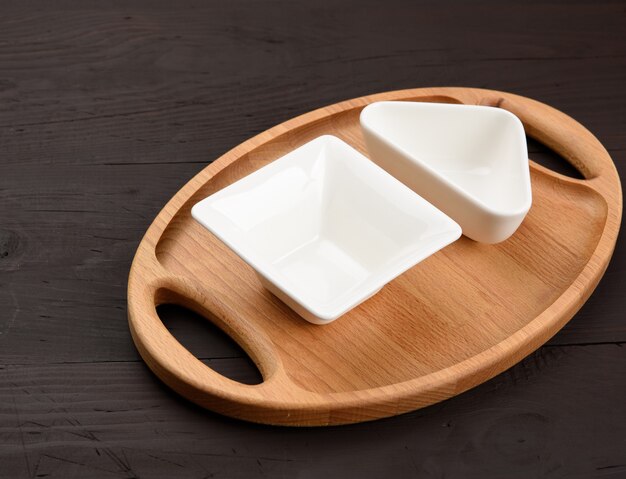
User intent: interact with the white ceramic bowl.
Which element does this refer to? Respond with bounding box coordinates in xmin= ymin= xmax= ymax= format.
xmin=192 ymin=135 xmax=461 ymax=324
xmin=360 ymin=101 xmax=532 ymax=244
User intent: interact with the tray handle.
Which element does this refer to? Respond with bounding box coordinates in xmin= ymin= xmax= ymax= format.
xmin=478 ymin=93 xmax=620 ymax=196
xmin=128 ymin=271 xmax=301 ymax=422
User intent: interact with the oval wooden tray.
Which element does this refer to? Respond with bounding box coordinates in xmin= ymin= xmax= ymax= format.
xmin=128 ymin=87 xmax=622 ymax=426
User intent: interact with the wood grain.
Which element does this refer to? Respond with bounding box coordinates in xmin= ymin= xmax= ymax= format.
xmin=127 ymin=87 xmax=621 ymax=425
xmin=2 ymin=344 xmax=625 ymax=478
xmin=1 ymin=0 xmax=625 ymax=475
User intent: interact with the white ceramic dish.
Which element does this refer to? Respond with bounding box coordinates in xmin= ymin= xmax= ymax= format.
xmin=360 ymin=101 xmax=532 ymax=243
xmin=192 ymin=135 xmax=461 ymax=324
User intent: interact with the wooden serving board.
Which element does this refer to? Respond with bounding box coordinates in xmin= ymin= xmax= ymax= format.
xmin=127 ymin=87 xmax=621 ymax=426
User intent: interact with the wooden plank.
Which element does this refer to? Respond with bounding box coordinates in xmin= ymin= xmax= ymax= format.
xmin=0 ymin=344 xmax=624 ymax=478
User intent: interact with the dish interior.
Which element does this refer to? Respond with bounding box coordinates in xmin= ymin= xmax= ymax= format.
xmin=362 ymin=102 xmax=530 ymax=213
xmin=192 ymin=136 xmax=460 ymax=318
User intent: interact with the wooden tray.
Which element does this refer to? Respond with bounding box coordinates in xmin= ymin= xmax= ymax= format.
xmin=127 ymin=87 xmax=621 ymax=426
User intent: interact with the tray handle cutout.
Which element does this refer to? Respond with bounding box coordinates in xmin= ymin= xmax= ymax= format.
xmin=128 ymin=273 xmax=306 ymax=422
xmin=477 ymin=95 xmax=614 ymax=183
xmin=157 ymin=303 xmax=263 ymax=385
xmin=525 ymin=137 xmax=585 ymax=180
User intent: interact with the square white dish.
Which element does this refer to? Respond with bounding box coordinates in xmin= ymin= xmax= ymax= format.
xmin=360 ymin=101 xmax=532 ymax=244
xmin=192 ymin=135 xmax=461 ymax=324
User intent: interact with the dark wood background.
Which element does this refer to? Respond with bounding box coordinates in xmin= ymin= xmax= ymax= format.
xmin=1 ymin=1 xmax=625 ymax=477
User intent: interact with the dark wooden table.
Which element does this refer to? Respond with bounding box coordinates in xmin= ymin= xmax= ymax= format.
xmin=1 ymin=1 xmax=625 ymax=477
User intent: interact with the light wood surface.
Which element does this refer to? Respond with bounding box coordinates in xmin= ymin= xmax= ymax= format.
xmin=127 ymin=87 xmax=622 ymax=426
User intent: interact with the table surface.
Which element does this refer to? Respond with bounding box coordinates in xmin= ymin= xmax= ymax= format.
xmin=1 ymin=1 xmax=625 ymax=477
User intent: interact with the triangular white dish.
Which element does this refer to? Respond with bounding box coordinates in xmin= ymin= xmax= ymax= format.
xmin=360 ymin=101 xmax=532 ymax=243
